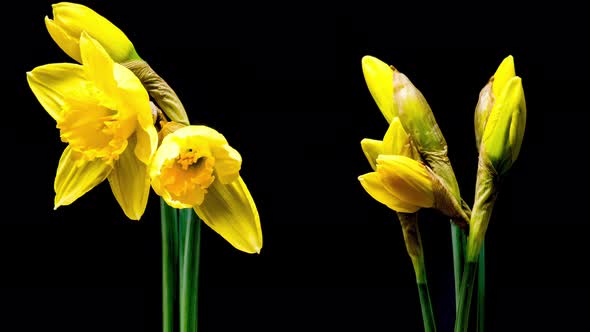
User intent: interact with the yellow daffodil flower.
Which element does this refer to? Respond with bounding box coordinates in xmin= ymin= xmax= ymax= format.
xmin=359 ymin=118 xmax=432 ymax=213
xmin=27 ymin=32 xmax=157 ymax=220
xmin=45 ymin=2 xmax=140 ymax=63
xmin=150 ymin=125 xmax=262 ymax=254
xmin=479 ymin=56 xmax=526 ymax=175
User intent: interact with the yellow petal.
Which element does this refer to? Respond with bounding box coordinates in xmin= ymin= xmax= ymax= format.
xmin=134 ymin=118 xmax=158 ymax=164
xmin=376 ymin=155 xmax=434 ymax=208
xmin=45 ymin=16 xmax=82 ymax=63
xmin=107 ymin=135 xmax=150 ymax=220
xmin=54 ymin=146 xmax=112 ymax=209
xmin=358 ymin=172 xmax=419 ymax=213
xmin=492 ymin=55 xmax=515 ymax=98
xmin=212 ymin=144 xmax=242 ymax=184
xmin=26 ymin=63 xmax=87 ymax=121
xmin=110 ymin=63 xmax=155 ymax=163
xmin=508 ymin=83 xmax=526 ymax=164
xmin=80 ymin=32 xmax=117 ymax=99
xmin=360 ymin=138 xmax=383 ymax=171
xmin=194 ymin=177 xmax=262 ymax=253
xmin=382 ymin=117 xmax=418 ymax=158
xmin=483 ymin=77 xmax=525 ymax=174
xmin=362 ymin=55 xmax=396 ymax=123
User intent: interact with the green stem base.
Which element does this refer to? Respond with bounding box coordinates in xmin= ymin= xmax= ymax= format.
xmin=455 ymin=261 xmax=478 ymax=332
xmin=417 ymin=281 xmax=437 ymax=332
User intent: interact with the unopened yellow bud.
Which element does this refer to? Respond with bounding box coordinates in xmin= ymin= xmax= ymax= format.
xmin=474 ymin=55 xmax=516 ymax=149
xmin=45 ymin=2 xmax=140 ymax=63
xmin=482 ymin=76 xmax=526 ymax=175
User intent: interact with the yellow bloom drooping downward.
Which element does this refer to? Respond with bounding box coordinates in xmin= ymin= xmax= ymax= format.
xmin=359 ymin=118 xmax=433 ymax=213
xmin=150 ymin=125 xmax=262 ymax=254
xmin=45 ymin=2 xmax=140 ymax=63
xmin=27 ymin=32 xmax=158 ymax=220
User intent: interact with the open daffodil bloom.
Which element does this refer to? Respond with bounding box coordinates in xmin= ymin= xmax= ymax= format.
xmin=27 ymin=32 xmax=157 ymax=220
xmin=150 ymin=125 xmax=262 ymax=253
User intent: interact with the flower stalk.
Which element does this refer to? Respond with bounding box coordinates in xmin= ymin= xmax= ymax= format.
xmin=399 ymin=213 xmax=437 ymax=332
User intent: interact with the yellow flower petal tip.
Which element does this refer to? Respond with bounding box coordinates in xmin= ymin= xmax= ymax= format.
xmin=150 ymin=126 xmax=261 ymax=253
xmin=28 ymin=34 xmax=155 ymax=219
xmin=360 ymin=138 xmax=383 ymax=171
xmin=362 ymin=55 xmax=396 ymax=123
xmin=45 ymin=2 xmax=139 ymax=63
xmin=492 ymin=55 xmax=515 ymax=98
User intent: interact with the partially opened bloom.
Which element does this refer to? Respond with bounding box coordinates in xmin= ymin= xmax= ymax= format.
xmin=150 ymin=125 xmax=262 ymax=254
xmin=361 ymin=55 xmax=467 ymax=219
xmin=27 ymin=32 xmax=158 ymax=220
xmin=359 ymin=118 xmax=432 ymax=213
xmin=360 ymin=155 xmax=435 ymax=213
xmin=45 ymin=2 xmax=140 ymax=63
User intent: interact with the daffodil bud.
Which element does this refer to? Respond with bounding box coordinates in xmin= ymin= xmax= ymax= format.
xmin=45 ymin=2 xmax=140 ymax=63
xmin=393 ymin=71 xmax=447 ymax=155
xmin=480 ymin=57 xmax=526 ymax=175
xmin=474 ymin=56 xmax=516 ymax=149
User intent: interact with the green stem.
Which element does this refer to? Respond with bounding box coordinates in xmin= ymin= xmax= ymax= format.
xmin=451 ymin=222 xmax=465 ymax=313
xmin=179 ymin=209 xmax=201 ymax=332
xmin=160 ymin=198 xmax=178 ymax=332
xmin=398 ymin=213 xmax=437 ymax=332
xmin=417 ymin=281 xmax=437 ymax=332
xmin=455 ymin=261 xmax=477 ymax=332
xmin=477 ymin=242 xmax=486 ymax=332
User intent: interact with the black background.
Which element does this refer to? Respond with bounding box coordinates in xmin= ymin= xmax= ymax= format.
xmin=4 ymin=1 xmax=588 ymax=331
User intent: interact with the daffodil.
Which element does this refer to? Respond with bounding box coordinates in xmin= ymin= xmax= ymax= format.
xmin=27 ymin=32 xmax=157 ymax=220
xmin=359 ymin=118 xmax=428 ymax=211
xmin=45 ymin=2 xmax=140 ymax=63
xmin=361 ymin=55 xmax=462 ymax=199
xmin=360 ymin=119 xmax=442 ymax=215
xmin=150 ymin=125 xmax=262 ymax=254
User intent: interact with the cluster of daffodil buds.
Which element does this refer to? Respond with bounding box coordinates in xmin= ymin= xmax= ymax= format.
xmin=27 ymin=2 xmax=262 ymax=254
xmin=360 ymin=54 xmax=526 ymax=332
xmin=359 ymin=56 xmax=470 ymax=226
